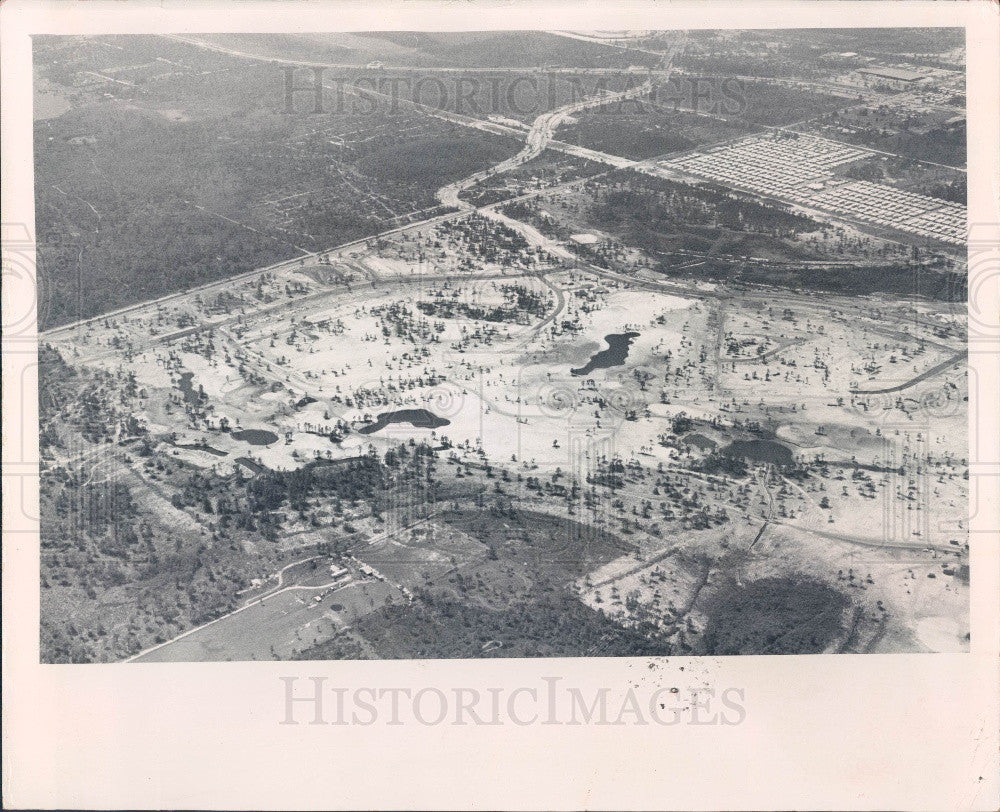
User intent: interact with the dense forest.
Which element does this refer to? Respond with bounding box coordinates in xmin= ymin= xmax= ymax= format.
xmin=701 ymin=576 xmax=850 ymax=654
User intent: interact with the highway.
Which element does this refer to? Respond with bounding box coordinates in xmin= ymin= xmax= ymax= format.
xmin=436 ymin=78 xmax=655 ymax=210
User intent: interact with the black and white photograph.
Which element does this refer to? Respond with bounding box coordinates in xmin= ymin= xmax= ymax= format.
xmin=3 ymin=1 xmax=998 ymax=809
xmin=34 ymin=27 xmax=972 ymax=663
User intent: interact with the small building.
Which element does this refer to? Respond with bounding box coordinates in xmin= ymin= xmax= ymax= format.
xmin=856 ymin=66 xmax=929 ymax=89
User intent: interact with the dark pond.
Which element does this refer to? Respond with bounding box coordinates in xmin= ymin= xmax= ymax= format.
xmin=722 ymin=439 xmax=794 ymax=467
xmin=571 ymin=331 xmax=640 ymax=377
xmin=177 ymin=372 xmax=199 ymax=405
xmin=684 ymin=433 xmax=717 ymax=451
xmin=358 ymin=408 xmax=450 ymax=435
xmin=232 ymin=429 xmax=280 ymax=446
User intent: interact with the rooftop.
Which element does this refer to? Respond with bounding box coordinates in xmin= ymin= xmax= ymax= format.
xmin=857 ymin=66 xmax=927 ymax=82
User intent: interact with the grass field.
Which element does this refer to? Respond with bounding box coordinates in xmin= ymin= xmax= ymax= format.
xmin=133 ymin=572 xmax=399 ymax=662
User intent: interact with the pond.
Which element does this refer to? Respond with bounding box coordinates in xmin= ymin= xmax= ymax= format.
xmin=177 ymin=372 xmax=199 ymax=405
xmin=358 ymin=408 xmax=450 ymax=435
xmin=231 ymin=429 xmax=280 ymax=446
xmin=571 ymin=332 xmax=640 ymax=377
xmin=722 ymin=439 xmax=794 ymax=467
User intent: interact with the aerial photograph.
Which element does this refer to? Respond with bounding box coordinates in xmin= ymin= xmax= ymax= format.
xmin=34 ymin=28 xmax=969 ymax=663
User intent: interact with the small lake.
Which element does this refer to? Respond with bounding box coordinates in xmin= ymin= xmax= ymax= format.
xmin=571 ymin=331 xmax=640 ymax=377
xmin=722 ymin=439 xmax=794 ymax=467
xmin=177 ymin=372 xmax=199 ymax=405
xmin=231 ymin=429 xmax=280 ymax=446
xmin=358 ymin=408 xmax=450 ymax=435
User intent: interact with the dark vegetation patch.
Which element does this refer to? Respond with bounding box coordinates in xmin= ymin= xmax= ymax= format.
xmin=802 ymin=105 xmax=966 ymax=169
xmin=737 ymin=80 xmax=851 ymax=126
xmin=720 ymin=262 xmax=966 ymax=302
xmin=701 ymin=576 xmax=850 ymax=655
xmin=559 ymin=103 xmax=757 ymax=161
xmin=459 ymin=153 xmax=606 ymax=208
xmin=671 ymin=28 xmax=962 ymax=80
xmin=355 ymin=135 xmax=519 ymax=185
xmin=590 ymin=176 xmax=821 ymax=239
xmin=509 ymin=170 xmax=963 ymax=301
xmin=504 ymin=171 xmax=826 ymax=270
xmin=415 ymin=283 xmax=548 ymax=324
xmin=39 ymin=415 xmax=446 ymax=661
xmin=299 ymin=588 xmax=673 ymax=659
xmin=838 ymin=155 xmax=966 ymax=204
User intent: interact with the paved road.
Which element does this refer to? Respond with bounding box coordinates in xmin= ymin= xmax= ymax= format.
xmin=850 ymin=350 xmax=966 ymax=395
xmin=772 ymin=520 xmax=958 ymax=555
